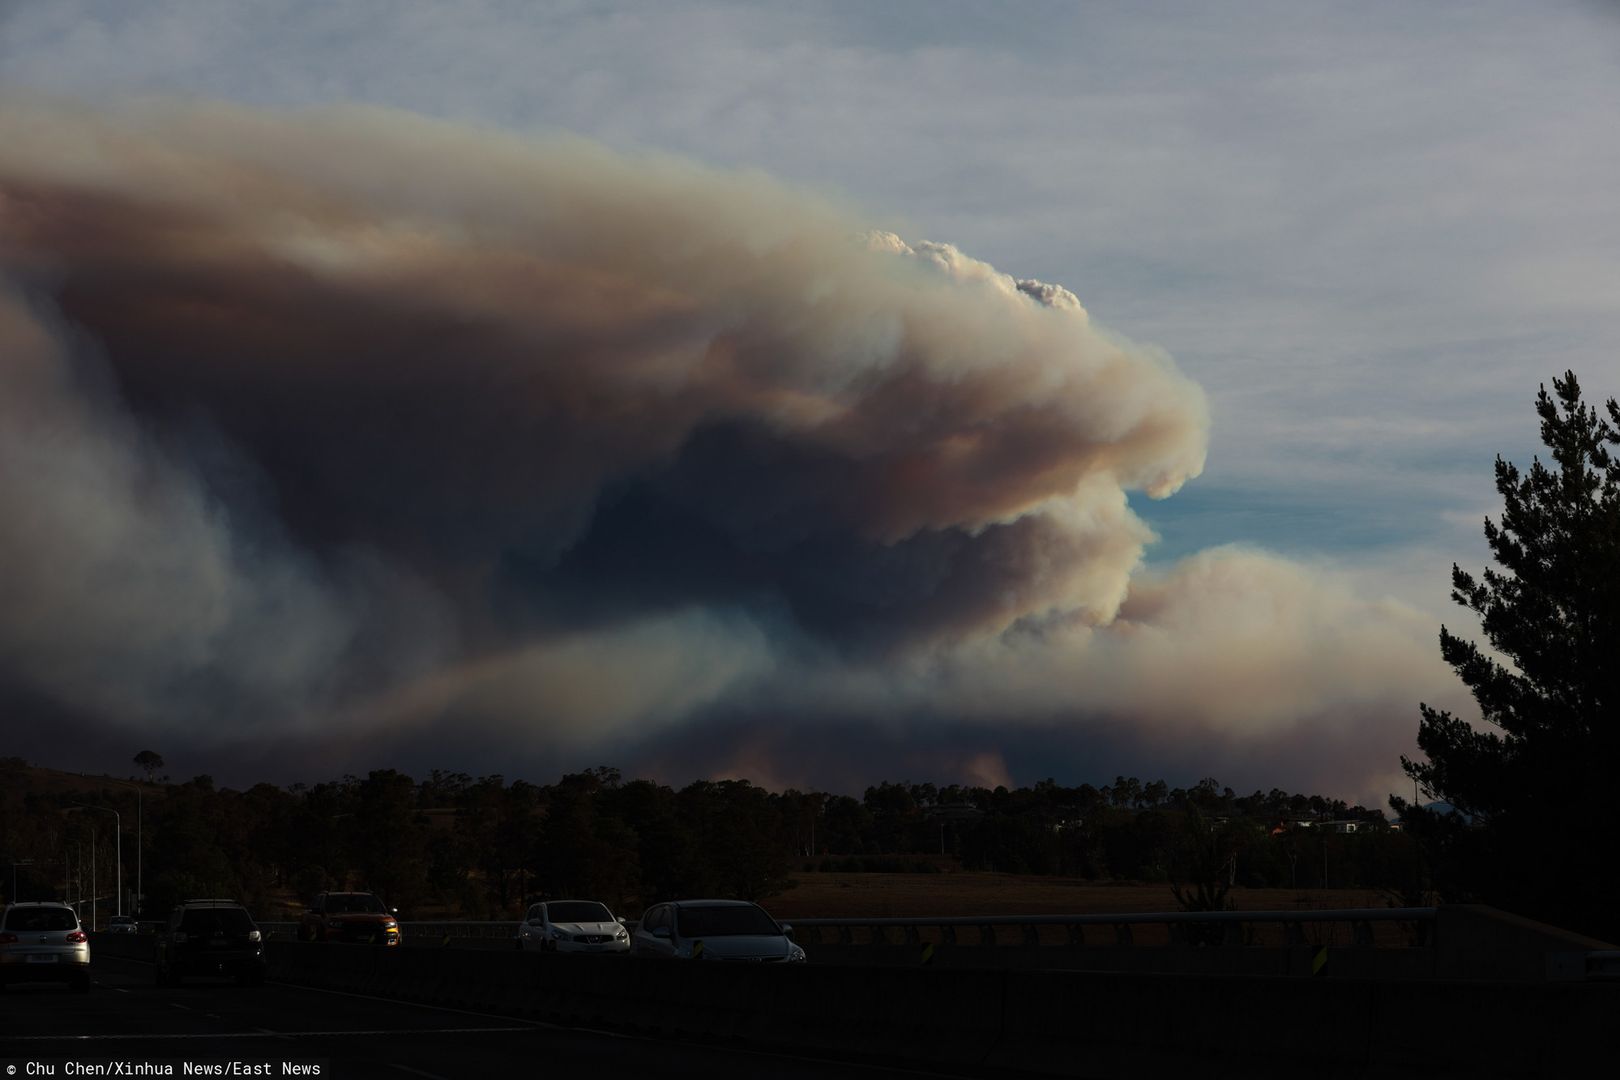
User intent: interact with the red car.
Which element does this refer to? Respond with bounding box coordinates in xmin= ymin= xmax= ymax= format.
xmin=297 ymin=892 xmax=401 ymax=945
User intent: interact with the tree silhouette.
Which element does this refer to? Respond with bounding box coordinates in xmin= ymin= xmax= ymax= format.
xmin=133 ymin=750 xmax=164 ymax=781
xmin=1395 ymin=372 xmax=1620 ymax=940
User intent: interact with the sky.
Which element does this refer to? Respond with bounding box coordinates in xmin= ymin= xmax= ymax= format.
xmin=2 ymin=1 xmax=1618 ymax=807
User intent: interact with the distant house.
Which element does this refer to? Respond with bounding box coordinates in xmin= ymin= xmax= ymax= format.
xmin=1323 ymin=821 xmax=1360 ymax=834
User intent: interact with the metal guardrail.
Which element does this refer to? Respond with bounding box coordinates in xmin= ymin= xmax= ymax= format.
xmin=245 ymin=909 xmax=1620 ymax=981
xmin=787 ymin=907 xmax=1438 ymax=947
xmin=256 ymin=909 xmax=1434 ymax=947
xmin=403 ymin=920 xmax=521 ymax=940
xmin=255 ymin=920 xmax=520 ymax=941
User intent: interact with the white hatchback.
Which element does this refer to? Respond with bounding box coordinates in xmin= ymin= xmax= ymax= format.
xmin=516 ymin=900 xmax=630 ymax=954
xmin=0 ymin=902 xmax=92 ymax=992
xmin=631 ymin=899 xmax=805 ymax=962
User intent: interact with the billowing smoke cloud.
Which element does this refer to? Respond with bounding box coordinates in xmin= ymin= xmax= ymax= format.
xmin=0 ymin=99 xmax=1456 ymax=802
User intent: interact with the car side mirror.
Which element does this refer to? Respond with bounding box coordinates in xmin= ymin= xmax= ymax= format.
xmin=781 ymin=924 xmax=794 ymax=940
xmin=652 ymin=926 xmax=671 ymax=939
xmin=391 ymin=908 xmax=399 ymax=915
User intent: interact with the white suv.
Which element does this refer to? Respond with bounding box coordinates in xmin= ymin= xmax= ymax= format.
xmin=0 ymin=902 xmax=91 ymax=992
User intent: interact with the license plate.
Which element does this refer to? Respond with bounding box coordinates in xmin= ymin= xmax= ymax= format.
xmin=26 ymin=954 xmax=59 ymax=963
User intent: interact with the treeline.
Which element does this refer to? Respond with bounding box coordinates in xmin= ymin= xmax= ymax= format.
xmin=0 ymin=758 xmax=1420 ymax=920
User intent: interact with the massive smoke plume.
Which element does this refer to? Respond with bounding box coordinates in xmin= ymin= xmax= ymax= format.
xmin=0 ymin=99 xmax=1455 ymax=802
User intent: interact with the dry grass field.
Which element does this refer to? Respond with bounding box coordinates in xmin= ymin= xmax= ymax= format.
xmin=768 ymin=873 xmax=1417 ymax=948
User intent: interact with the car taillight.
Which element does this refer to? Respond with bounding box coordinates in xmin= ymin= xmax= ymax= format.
xmin=66 ymin=930 xmax=88 ymax=943
xmin=0 ymin=932 xmax=16 ymax=944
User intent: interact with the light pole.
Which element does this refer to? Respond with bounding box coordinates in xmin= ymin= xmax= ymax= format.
xmin=9 ymin=859 xmax=34 ymax=902
xmin=96 ymin=779 xmax=144 ymax=917
xmin=69 ymin=805 xmax=122 ymax=921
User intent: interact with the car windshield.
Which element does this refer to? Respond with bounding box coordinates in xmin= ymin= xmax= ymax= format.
xmin=180 ymin=908 xmax=255 ymax=934
xmin=675 ymin=905 xmax=781 ymax=938
xmin=4 ymin=907 xmax=78 ymax=932
xmin=547 ymin=902 xmax=613 ymax=924
xmin=326 ymin=895 xmax=386 ymax=914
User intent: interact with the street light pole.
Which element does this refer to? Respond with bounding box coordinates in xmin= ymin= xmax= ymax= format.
xmin=69 ymin=805 xmax=122 ymax=920
xmin=94 ymin=779 xmax=145 ymax=918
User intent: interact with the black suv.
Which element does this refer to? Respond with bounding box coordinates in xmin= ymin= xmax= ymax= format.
xmin=154 ymin=900 xmax=266 ymax=986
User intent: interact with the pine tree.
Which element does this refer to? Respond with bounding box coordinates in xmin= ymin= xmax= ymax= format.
xmin=1394 ymin=372 xmax=1620 ymax=940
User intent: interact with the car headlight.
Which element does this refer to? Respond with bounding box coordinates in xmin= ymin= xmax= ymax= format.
xmin=383 ymin=920 xmax=397 ymax=929
xmin=614 ymin=928 xmax=628 ymax=940
xmin=327 ymin=919 xmax=344 ymax=929
xmin=789 ymin=945 xmax=806 ymax=962
xmin=247 ymin=930 xmax=261 ymax=942
xmin=549 ymin=928 xmax=566 ymax=939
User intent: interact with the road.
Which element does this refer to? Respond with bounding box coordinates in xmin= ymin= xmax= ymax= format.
xmin=0 ymin=956 xmax=983 ymax=1080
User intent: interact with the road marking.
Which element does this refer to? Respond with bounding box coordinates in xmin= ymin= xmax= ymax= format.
xmin=10 ymin=1026 xmax=536 ymax=1043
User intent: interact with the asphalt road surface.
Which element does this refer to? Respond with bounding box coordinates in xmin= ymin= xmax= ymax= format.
xmin=0 ymin=956 xmax=985 ymax=1080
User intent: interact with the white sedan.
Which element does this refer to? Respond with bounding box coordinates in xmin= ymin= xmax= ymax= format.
xmin=516 ymin=900 xmax=630 ymax=954
xmin=630 ymin=899 xmax=805 ymax=962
